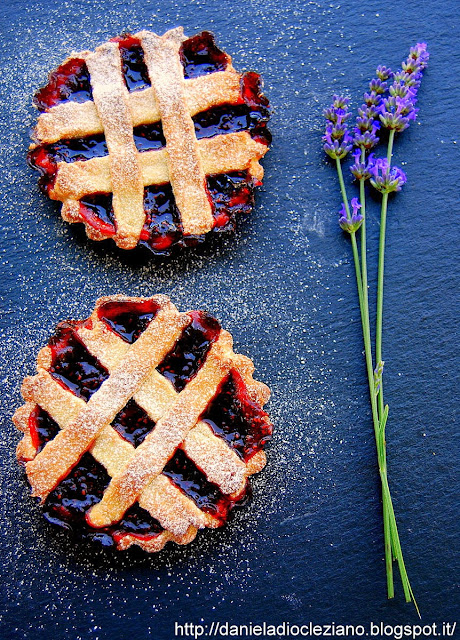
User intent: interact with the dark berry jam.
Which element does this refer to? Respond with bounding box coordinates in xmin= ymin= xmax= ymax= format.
xmin=157 ymin=311 xmax=221 ymax=392
xmin=42 ymin=453 xmax=164 ymax=546
xmin=34 ymin=59 xmax=93 ymax=111
xmin=180 ymin=31 xmax=229 ymax=78
xmin=113 ymin=503 xmax=163 ymax=540
xmin=163 ymin=449 xmax=241 ymax=522
xmin=97 ymin=297 xmax=160 ymax=343
xmin=133 ymin=121 xmax=166 ymax=152
xmin=139 ymin=183 xmax=184 ymax=253
xmin=201 ymin=369 xmax=272 ymax=461
xmin=208 ymin=172 xmax=255 ymax=232
xmin=47 ymin=134 xmax=108 ymax=162
xmin=116 ymin=36 xmax=151 ymax=92
xmin=48 ymin=320 xmax=109 ymax=401
xmin=111 ymin=399 xmax=156 ymax=447
xmin=193 ymin=103 xmax=270 ymax=141
xmin=79 ymin=193 xmax=116 ymax=236
xmin=28 ymin=407 xmax=60 ymax=455
xmin=44 ymin=453 xmax=110 ymax=528
xmin=27 ymin=146 xmax=58 ymax=194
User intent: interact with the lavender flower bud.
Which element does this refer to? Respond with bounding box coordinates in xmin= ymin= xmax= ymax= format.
xmin=379 ymin=96 xmax=416 ymax=132
xmin=350 ymin=150 xmax=376 ymax=180
xmin=323 ymin=95 xmax=353 ymax=160
xmin=353 ymin=126 xmax=380 ymax=151
xmin=339 ymin=198 xmax=363 ymax=233
xmin=376 ymin=66 xmax=393 ymax=82
xmin=369 ymin=78 xmax=388 ymax=95
xmin=369 ymin=158 xmax=407 ymax=193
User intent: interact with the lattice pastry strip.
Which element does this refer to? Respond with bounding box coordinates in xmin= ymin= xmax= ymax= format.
xmin=85 ymin=42 xmax=146 ymax=245
xmin=14 ymin=295 xmax=272 ymax=552
xmin=29 ymin=28 xmax=271 ymax=254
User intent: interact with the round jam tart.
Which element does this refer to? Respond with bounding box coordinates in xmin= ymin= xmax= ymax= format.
xmin=28 ymin=28 xmax=271 ymax=255
xmin=14 ymin=295 xmax=272 ymax=552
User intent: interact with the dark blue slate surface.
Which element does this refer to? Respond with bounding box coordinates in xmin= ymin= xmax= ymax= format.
xmin=0 ymin=0 xmax=458 ymax=638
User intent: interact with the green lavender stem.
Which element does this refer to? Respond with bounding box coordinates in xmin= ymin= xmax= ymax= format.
xmin=358 ymin=149 xmax=394 ymax=599
xmin=336 ymin=159 xmax=365 ymax=309
xmin=336 ymin=160 xmax=378 ymax=440
xmin=373 ymin=129 xmax=418 ymax=612
xmin=376 ymin=130 xmax=395 ymax=421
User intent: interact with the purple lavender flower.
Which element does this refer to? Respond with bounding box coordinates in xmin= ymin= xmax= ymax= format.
xmin=339 ymin=197 xmax=363 ymax=233
xmin=379 ymin=43 xmax=429 ymax=132
xmin=323 ymin=95 xmax=353 ymax=160
xmin=369 ymin=158 xmax=407 ymax=193
xmin=350 ymin=149 xmax=376 ymax=180
xmin=353 ymin=101 xmax=382 ymax=149
xmin=353 ymin=67 xmax=392 ymax=150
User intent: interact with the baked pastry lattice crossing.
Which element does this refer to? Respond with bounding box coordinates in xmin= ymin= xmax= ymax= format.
xmin=29 ymin=28 xmax=271 ymax=254
xmin=14 ymin=295 xmax=272 ymax=551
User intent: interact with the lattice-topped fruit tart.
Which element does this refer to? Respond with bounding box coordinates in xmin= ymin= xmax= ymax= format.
xmin=14 ymin=295 xmax=272 ymax=552
xmin=28 ymin=28 xmax=271 ymax=255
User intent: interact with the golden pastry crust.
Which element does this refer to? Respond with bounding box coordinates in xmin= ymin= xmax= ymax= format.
xmin=14 ymin=295 xmax=272 ymax=552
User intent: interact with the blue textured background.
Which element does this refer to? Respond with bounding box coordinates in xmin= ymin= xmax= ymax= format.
xmin=0 ymin=0 xmax=458 ymax=638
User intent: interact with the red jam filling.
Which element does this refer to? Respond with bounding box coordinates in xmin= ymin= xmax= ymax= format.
xmin=48 ymin=321 xmax=109 ymax=401
xmin=28 ymin=292 xmax=269 ymax=547
xmin=180 ymin=31 xmax=229 ymax=78
xmin=42 ymin=453 xmax=164 ymax=547
xmin=28 ymin=406 xmax=60 ymax=454
xmin=207 ymin=172 xmax=255 ymax=233
xmin=112 ymin=399 xmax=156 ymax=447
xmin=163 ymin=448 xmax=245 ymax=523
xmin=116 ymin=36 xmax=151 ymax=92
xmin=140 ymin=183 xmax=184 ymax=252
xmin=157 ymin=310 xmax=221 ymax=392
xmin=27 ymin=146 xmax=58 ymax=194
xmin=97 ymin=298 xmax=160 ymax=343
xmin=201 ymin=370 xmax=272 ymax=462
xmin=79 ymin=193 xmax=116 ymax=236
xmin=33 ymin=58 xmax=93 ymax=111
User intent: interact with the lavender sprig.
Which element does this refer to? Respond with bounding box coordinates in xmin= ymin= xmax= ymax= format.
xmin=374 ymin=43 xmax=430 ymax=391
xmin=323 ymin=42 xmax=429 ymax=613
xmin=373 ymin=48 xmax=430 ymax=589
